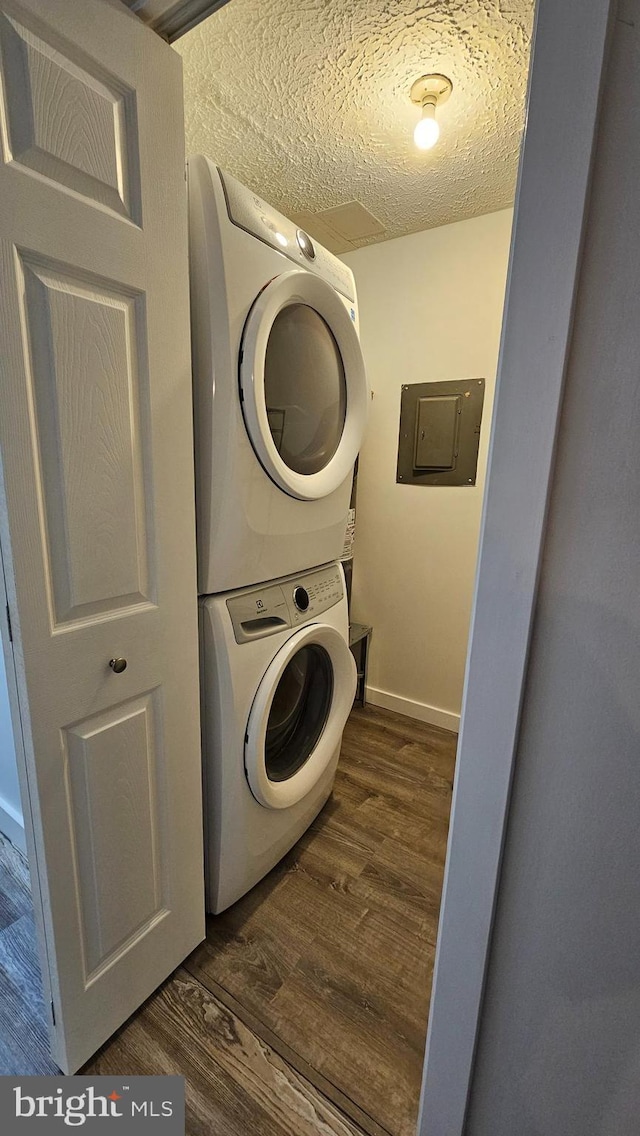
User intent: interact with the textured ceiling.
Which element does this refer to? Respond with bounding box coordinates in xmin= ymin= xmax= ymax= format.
xmin=176 ymin=0 xmax=534 ymax=253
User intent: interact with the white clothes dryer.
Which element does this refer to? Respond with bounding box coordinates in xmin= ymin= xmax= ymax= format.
xmin=188 ymin=156 xmax=369 ymax=594
xmin=199 ymin=562 xmax=356 ymax=913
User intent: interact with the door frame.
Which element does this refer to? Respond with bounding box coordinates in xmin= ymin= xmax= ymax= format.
xmin=0 ymin=0 xmax=614 ymax=1098
xmin=417 ymin=0 xmax=615 ymax=1130
xmin=121 ymin=0 xmax=231 ymax=41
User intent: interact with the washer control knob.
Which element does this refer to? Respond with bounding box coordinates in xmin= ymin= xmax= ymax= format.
xmin=296 ymin=229 xmax=316 ymax=260
xmin=293 ymin=586 xmax=310 ymax=612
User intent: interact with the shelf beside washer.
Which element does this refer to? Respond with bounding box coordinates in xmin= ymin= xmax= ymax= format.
xmin=349 ymin=622 xmax=372 ymax=708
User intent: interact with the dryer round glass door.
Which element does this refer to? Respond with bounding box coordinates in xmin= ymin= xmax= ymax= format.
xmin=245 ymin=623 xmax=357 ymax=809
xmin=240 ymin=269 xmax=368 ymax=501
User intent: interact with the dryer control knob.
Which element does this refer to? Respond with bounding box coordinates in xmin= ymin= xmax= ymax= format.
xmin=293 ymin=586 xmax=310 ymax=612
xmin=296 ymin=229 xmax=315 ymax=260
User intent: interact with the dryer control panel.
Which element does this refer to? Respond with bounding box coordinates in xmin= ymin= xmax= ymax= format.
xmin=227 ymin=564 xmax=344 ymax=644
xmin=218 ymin=168 xmax=356 ymax=305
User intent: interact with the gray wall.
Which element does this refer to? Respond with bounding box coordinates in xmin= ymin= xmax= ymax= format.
xmin=0 ymin=645 xmax=22 ymax=840
xmin=466 ymin=6 xmax=640 ymax=1134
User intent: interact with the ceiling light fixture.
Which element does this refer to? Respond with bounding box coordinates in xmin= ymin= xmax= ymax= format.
xmin=410 ymin=74 xmax=453 ymax=151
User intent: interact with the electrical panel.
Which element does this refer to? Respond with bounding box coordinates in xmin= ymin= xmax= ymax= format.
xmin=396 ymin=378 xmax=485 ymax=486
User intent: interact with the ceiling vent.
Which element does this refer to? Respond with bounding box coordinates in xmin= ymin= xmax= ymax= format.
xmin=294 ymin=201 xmax=386 ymax=254
xmin=315 ymin=201 xmax=386 ymax=241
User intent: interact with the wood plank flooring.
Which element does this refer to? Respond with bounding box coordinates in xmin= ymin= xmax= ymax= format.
xmin=0 ymin=833 xmax=58 ymax=1075
xmin=185 ymin=705 xmax=456 ymax=1136
xmin=0 ymin=705 xmax=456 ymax=1136
xmin=86 ymin=969 xmax=364 ymax=1136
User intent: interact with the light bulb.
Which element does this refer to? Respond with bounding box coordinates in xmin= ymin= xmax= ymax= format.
xmin=414 ymin=103 xmax=440 ymax=150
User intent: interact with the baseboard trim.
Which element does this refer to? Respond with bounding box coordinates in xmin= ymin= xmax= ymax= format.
xmin=365 ymin=686 xmax=460 ymax=733
xmin=0 ymin=796 xmax=25 ymax=854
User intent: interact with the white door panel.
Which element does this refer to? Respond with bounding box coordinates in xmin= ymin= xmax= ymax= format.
xmin=0 ymin=0 xmax=204 ymax=1072
xmin=18 ymin=255 xmax=154 ymax=623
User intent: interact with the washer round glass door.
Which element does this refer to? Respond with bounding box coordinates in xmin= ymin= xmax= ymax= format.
xmin=245 ymin=623 xmax=357 ymax=809
xmin=239 ymin=269 xmax=368 ymax=501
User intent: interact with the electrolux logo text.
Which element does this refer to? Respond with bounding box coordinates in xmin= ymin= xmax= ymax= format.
xmin=0 ymin=1077 xmax=185 ymax=1134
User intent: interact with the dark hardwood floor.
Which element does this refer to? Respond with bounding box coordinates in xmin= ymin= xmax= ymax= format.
xmin=0 ymin=705 xmax=456 ymax=1136
xmin=87 ymin=967 xmax=364 ymax=1136
xmin=0 ymin=833 xmax=58 ymax=1075
xmin=184 ymin=705 xmax=456 ymax=1136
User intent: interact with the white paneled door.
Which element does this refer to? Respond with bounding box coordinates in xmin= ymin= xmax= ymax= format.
xmin=0 ymin=0 xmax=204 ymax=1071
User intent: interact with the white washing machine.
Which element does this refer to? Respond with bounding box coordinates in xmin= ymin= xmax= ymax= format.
xmin=188 ymin=156 xmax=369 ymax=594
xmin=199 ymin=561 xmax=356 ymax=913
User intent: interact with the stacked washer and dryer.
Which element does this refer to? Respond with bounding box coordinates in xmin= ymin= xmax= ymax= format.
xmin=188 ymin=157 xmax=369 ymax=914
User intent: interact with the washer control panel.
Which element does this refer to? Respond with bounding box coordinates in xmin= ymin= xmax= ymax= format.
xmin=227 ymin=564 xmax=344 ymax=644
xmin=287 ymin=565 xmax=343 ymax=628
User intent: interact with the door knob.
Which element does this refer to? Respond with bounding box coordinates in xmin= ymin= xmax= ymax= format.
xmin=109 ymin=657 xmax=127 ymax=674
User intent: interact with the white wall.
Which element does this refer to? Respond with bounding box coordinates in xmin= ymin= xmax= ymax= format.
xmin=465 ymin=6 xmax=640 ymax=1131
xmin=343 ymin=209 xmax=513 ymax=730
xmin=0 ymin=643 xmax=23 ymax=849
